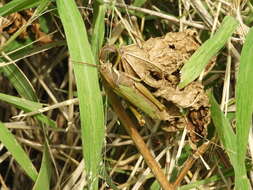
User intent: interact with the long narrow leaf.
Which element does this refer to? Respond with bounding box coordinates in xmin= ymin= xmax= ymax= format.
xmin=56 ymin=0 xmax=105 ymax=189
xmin=91 ymin=3 xmax=106 ymax=59
xmin=0 ymin=122 xmax=38 ymax=181
xmin=0 ymin=0 xmax=39 ymax=16
xmin=209 ymin=93 xmax=236 ymax=165
xmin=32 ymin=145 xmax=52 ymax=190
xmin=179 ymin=168 xmax=234 ymax=190
xmin=1 ymin=62 xmax=38 ymax=102
xmin=0 ymin=92 xmax=56 ymax=127
xmin=9 ymin=41 xmax=66 ymax=61
xmin=234 ymin=27 xmax=253 ymax=189
xmin=179 ymin=16 xmax=238 ymax=88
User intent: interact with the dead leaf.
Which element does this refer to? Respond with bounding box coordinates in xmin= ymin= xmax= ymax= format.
xmin=1 ymin=10 xmax=52 ymax=43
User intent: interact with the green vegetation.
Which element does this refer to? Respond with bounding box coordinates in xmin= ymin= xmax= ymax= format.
xmin=0 ymin=0 xmax=253 ymax=189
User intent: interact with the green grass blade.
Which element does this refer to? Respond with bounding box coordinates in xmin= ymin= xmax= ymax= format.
xmin=179 ymin=16 xmax=238 ymax=88
xmin=0 ymin=0 xmax=39 ymax=16
xmin=0 ymin=92 xmax=41 ymax=109
xmin=33 ymin=0 xmax=50 ymax=16
xmin=209 ymin=93 xmax=236 ymax=165
xmin=9 ymin=41 xmax=66 ymax=61
xmin=179 ymin=168 xmax=234 ymax=190
xmin=0 ymin=92 xmax=56 ymax=127
xmin=56 ymin=0 xmax=105 ymax=189
xmin=101 ymin=167 xmax=120 ymax=190
xmin=32 ymin=145 xmax=52 ymax=190
xmin=234 ymin=28 xmax=253 ymax=189
xmin=133 ymin=0 xmax=147 ymax=7
xmin=150 ymin=180 xmax=160 ymax=190
xmin=91 ymin=3 xmax=106 ymax=59
xmin=0 ymin=122 xmax=38 ymax=181
xmin=0 ymin=40 xmax=66 ymax=102
xmin=1 ymin=62 xmax=38 ymax=102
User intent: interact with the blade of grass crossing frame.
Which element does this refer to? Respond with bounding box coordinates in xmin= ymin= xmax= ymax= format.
xmin=179 ymin=168 xmax=234 ymax=190
xmin=56 ymin=0 xmax=105 ymax=189
xmin=179 ymin=16 xmax=238 ymax=88
xmin=234 ymin=28 xmax=253 ymax=189
xmin=0 ymin=0 xmax=39 ymax=16
xmin=209 ymin=93 xmax=236 ymax=165
xmin=0 ymin=122 xmax=38 ymax=181
xmin=0 ymin=92 xmax=56 ymax=127
xmin=32 ymin=145 xmax=52 ymax=190
xmin=9 ymin=41 xmax=66 ymax=61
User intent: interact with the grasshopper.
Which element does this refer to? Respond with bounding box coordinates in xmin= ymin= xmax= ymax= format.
xmin=99 ymin=30 xmax=201 ymax=122
xmin=98 ymin=30 xmax=211 ymax=142
xmin=99 ymin=61 xmax=180 ymax=121
xmin=99 ymin=43 xmax=187 ymax=123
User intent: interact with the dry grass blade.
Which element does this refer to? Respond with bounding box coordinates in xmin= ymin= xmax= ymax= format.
xmin=104 ymin=1 xmax=207 ymax=30
xmin=190 ymin=0 xmax=214 ymax=28
xmin=12 ymin=98 xmax=78 ymax=119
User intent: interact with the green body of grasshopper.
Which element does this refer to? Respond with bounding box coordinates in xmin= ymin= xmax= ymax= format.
xmin=100 ymin=63 xmax=174 ymax=121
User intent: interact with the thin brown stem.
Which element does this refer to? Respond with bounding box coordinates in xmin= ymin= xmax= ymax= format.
xmin=173 ymin=141 xmax=210 ymax=187
xmin=105 ymin=85 xmax=174 ymax=190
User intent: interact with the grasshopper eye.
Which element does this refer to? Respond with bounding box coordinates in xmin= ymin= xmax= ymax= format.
xmin=168 ymin=44 xmax=175 ymax=49
xmin=150 ymin=71 xmax=162 ymax=80
xmin=100 ymin=45 xmax=119 ymax=64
